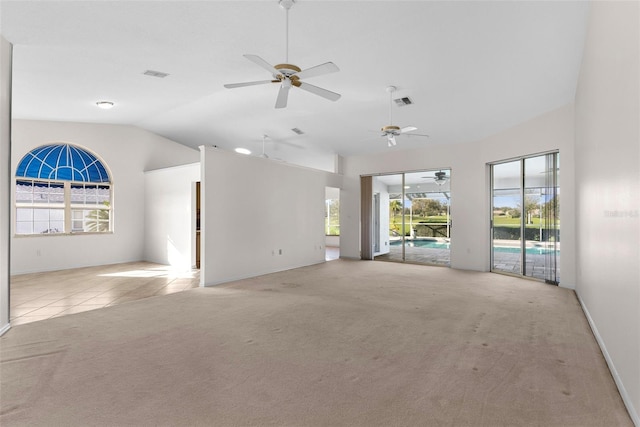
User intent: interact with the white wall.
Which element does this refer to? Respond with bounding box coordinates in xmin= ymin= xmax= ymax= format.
xmin=342 ymin=103 xmax=576 ymax=285
xmin=200 ymin=146 xmax=342 ymax=286
xmin=10 ymin=120 xmax=199 ymax=274
xmin=574 ymin=1 xmax=639 ymax=423
xmin=144 ymin=163 xmax=200 ymax=270
xmin=0 ymin=36 xmax=12 ymax=334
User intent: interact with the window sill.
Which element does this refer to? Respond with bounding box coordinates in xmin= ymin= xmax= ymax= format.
xmin=14 ymin=231 xmax=114 ymax=238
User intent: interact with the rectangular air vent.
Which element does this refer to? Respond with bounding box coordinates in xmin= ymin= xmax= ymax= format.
xmin=394 ymin=96 xmax=413 ymax=107
xmin=291 ymin=128 xmax=305 ymax=135
xmin=143 ymin=70 xmax=170 ymax=78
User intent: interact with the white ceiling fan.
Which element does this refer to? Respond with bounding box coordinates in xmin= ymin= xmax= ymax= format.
xmin=379 ymin=86 xmax=429 ymax=147
xmin=258 ymin=134 xmax=303 ymax=160
xmin=224 ymin=0 xmax=340 ymax=109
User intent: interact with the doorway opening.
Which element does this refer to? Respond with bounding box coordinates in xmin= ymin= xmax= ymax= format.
xmin=364 ymin=170 xmax=451 ymax=266
xmin=325 ymin=187 xmax=340 ymax=261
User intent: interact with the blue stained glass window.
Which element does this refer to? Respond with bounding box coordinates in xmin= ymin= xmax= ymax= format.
xmin=16 ymin=144 xmax=110 ymax=183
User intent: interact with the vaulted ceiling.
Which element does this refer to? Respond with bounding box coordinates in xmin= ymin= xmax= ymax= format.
xmin=1 ymin=0 xmax=589 ymax=171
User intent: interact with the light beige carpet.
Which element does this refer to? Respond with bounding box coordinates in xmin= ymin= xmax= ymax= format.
xmin=0 ymin=260 xmax=632 ymax=426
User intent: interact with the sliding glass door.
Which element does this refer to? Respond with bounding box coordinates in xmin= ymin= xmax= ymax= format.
xmin=491 ymin=153 xmax=559 ymax=283
xmin=367 ymin=170 xmax=451 ymax=266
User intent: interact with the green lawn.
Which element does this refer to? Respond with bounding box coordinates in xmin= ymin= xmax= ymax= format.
xmin=391 ymin=215 xmax=449 ymax=224
xmin=493 ymin=216 xmax=559 ymax=227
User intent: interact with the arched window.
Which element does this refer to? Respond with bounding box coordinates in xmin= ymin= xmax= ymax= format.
xmin=15 ymin=144 xmax=112 ymax=235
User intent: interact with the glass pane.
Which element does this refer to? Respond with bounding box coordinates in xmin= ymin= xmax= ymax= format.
xmin=492 ymin=161 xmax=522 ymax=274
xmin=370 ymin=174 xmax=403 ymax=262
xmin=71 ymin=184 xmax=85 ymax=203
xmin=16 ymin=207 xmax=34 ymax=234
xmin=49 ymin=183 xmax=65 ymax=203
xmin=524 ymin=154 xmax=560 ymax=282
xmin=375 ymin=171 xmax=451 ymax=266
xmin=16 ymin=208 xmax=33 ymax=221
xmin=16 ymin=222 xmax=33 ymax=234
xmin=33 ymin=187 xmax=48 ymax=202
xmin=97 ymin=185 xmax=110 ymax=205
xmin=50 ymin=220 xmax=64 ymax=231
xmin=34 ymin=221 xmax=50 ymax=234
xmin=72 ymin=209 xmax=110 ymax=232
xmin=16 ymin=181 xmax=34 ymax=203
xmin=50 ymin=209 xmax=64 ymax=221
xmin=85 ymin=185 xmax=98 ymax=204
xmin=33 ymin=209 xmax=49 ymax=221
xmin=524 ymin=156 xmax=547 ymax=279
xmin=403 ymin=170 xmax=451 ymax=266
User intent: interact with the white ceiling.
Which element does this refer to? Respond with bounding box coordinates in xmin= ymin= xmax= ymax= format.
xmin=1 ymin=0 xmax=590 ymax=171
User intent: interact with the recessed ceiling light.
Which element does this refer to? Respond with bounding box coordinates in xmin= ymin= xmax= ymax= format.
xmin=96 ymin=101 xmax=114 ymax=109
xmin=235 ymin=148 xmax=251 ymax=155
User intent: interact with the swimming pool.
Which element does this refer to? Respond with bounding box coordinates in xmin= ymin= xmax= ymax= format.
xmin=390 ymin=240 xmax=559 ymax=255
xmin=493 ymin=246 xmax=560 ymax=255
xmin=390 ymin=240 xmax=449 ymax=249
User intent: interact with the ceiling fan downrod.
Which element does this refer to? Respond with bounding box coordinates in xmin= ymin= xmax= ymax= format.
xmin=279 ymin=0 xmax=295 ymax=63
xmin=386 ymin=85 xmax=396 ymax=125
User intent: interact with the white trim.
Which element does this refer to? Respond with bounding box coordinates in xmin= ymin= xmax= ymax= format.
xmin=200 ymin=260 xmax=325 ymax=287
xmin=0 ymin=322 xmax=10 ymax=336
xmin=576 ymin=293 xmax=639 ymax=426
xmin=144 ymin=161 xmax=200 ymax=175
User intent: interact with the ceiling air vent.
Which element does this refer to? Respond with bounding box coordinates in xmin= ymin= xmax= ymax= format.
xmin=143 ymin=70 xmax=170 ymax=78
xmin=394 ymin=96 xmax=413 ymax=107
xmin=291 ymin=128 xmax=305 ymax=135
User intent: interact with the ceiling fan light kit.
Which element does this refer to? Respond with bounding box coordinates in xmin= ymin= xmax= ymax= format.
xmin=224 ymin=0 xmax=340 ymax=109
xmin=434 ymin=171 xmax=448 ymax=185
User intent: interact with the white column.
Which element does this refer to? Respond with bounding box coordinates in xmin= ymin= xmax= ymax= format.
xmin=0 ymin=36 xmax=13 ymax=335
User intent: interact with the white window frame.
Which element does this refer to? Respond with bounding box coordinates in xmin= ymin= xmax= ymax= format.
xmin=15 ymin=178 xmax=113 ymax=236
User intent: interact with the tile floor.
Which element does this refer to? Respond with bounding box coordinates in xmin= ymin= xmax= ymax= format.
xmin=9 ymin=262 xmax=200 ymax=326
xmin=10 ymin=251 xmax=343 ymax=327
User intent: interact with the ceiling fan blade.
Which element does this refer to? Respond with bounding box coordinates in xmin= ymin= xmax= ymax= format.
xmin=400 ymin=126 xmax=418 ymax=133
xmin=294 ymin=62 xmax=340 ymax=80
xmin=275 ymin=80 xmax=292 ymax=109
xmin=388 ymin=135 xmax=397 ymax=147
xmin=224 ymin=80 xmax=275 ymax=89
xmin=297 ymin=82 xmax=341 ymax=102
xmin=405 ymin=133 xmax=430 ymax=138
xmin=243 ymin=54 xmax=280 ymax=77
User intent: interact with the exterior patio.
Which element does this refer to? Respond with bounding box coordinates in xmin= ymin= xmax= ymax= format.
xmin=375 ymin=238 xmax=560 ymax=283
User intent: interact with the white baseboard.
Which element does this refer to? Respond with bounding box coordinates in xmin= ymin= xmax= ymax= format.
xmin=577 ymin=293 xmax=639 ymax=426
